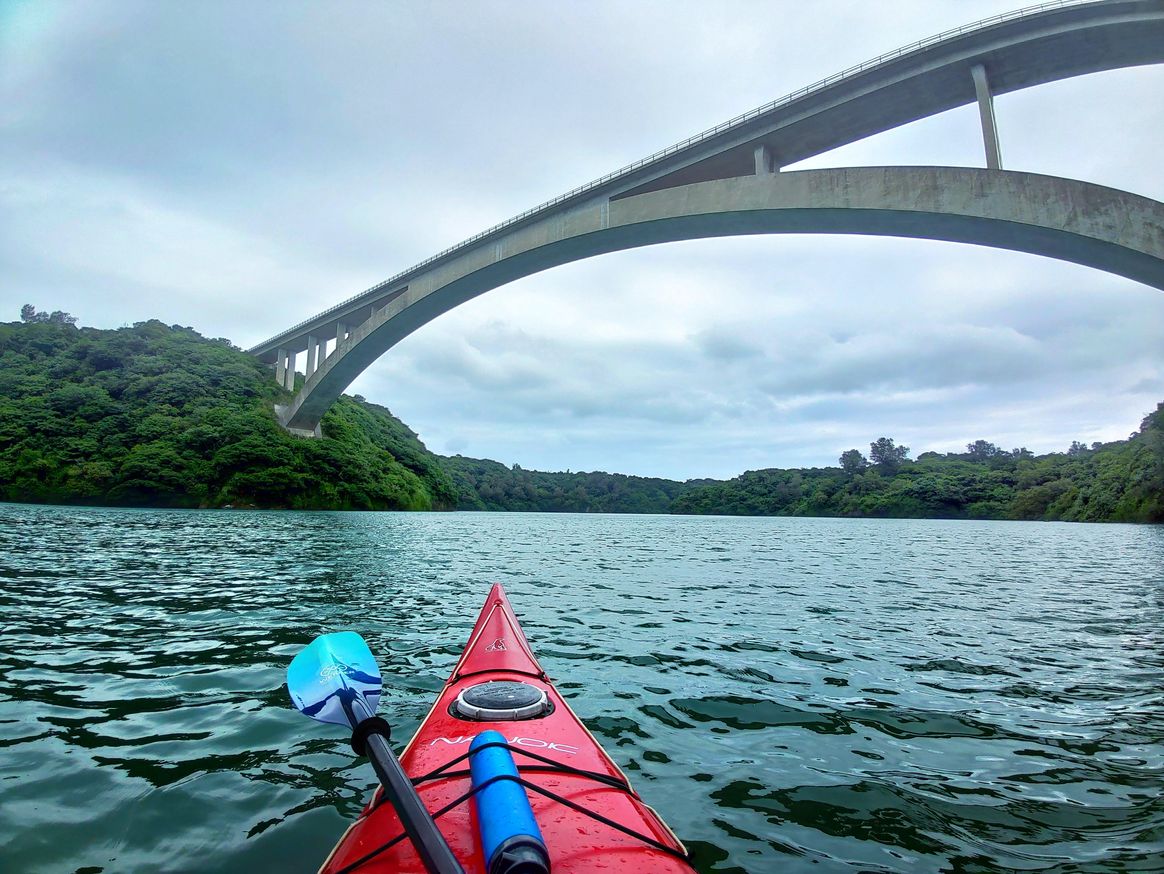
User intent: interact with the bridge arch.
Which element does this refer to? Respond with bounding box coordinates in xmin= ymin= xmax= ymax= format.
xmin=252 ymin=0 xmax=1164 ymax=435
xmin=277 ymin=166 xmax=1164 ymax=434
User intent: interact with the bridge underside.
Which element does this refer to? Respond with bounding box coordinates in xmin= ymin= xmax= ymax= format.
xmin=252 ymin=1 xmax=1164 ymax=435
xmin=276 ymin=166 xmax=1164 ymax=435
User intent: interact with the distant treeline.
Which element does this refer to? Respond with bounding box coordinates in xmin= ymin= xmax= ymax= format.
xmin=1 ymin=316 xmax=1161 ymax=522
xmin=443 ymin=456 xmax=694 ymax=514
xmin=669 ymin=428 xmax=1163 ymax=522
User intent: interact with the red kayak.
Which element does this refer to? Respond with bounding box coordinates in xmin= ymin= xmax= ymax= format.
xmin=320 ymin=584 xmax=695 ymax=873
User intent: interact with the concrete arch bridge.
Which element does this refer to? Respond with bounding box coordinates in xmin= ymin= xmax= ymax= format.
xmin=249 ymin=0 xmax=1164 ymax=436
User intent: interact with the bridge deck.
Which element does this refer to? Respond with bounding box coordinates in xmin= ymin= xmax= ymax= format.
xmin=250 ymin=0 xmax=1164 ymax=361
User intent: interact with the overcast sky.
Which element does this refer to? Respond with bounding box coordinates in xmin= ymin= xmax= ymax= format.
xmin=3 ymin=1 xmax=1162 ymax=480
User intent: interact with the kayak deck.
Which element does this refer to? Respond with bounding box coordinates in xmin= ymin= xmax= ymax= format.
xmin=321 ymin=584 xmax=693 ymax=873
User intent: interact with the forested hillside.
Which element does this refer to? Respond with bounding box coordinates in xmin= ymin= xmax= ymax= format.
xmin=1 ymin=315 xmax=1160 ymax=522
xmin=443 ymin=456 xmax=695 ymax=513
xmin=671 ymin=416 xmax=1164 ymax=523
xmin=0 ymin=318 xmax=456 ymax=509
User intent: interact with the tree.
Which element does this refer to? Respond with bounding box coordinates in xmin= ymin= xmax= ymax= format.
xmin=870 ymin=437 xmax=910 ymax=471
xmin=1067 ymin=440 xmax=1089 ymax=456
xmin=966 ymin=440 xmax=1002 ymax=461
xmin=19 ymin=304 xmax=76 ymax=325
xmin=839 ymin=449 xmax=868 ymax=474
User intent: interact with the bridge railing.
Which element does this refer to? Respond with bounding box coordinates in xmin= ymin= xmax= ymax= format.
xmin=251 ymin=0 xmax=1093 ymax=353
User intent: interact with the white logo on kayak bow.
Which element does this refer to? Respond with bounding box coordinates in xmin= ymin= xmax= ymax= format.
xmin=484 ymin=638 xmax=507 ymax=652
xmin=319 ymin=664 xmax=343 ymax=680
xmin=428 ymin=735 xmax=579 ymax=756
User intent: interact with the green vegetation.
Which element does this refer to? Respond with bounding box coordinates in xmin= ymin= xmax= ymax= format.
xmin=443 ymin=456 xmax=692 ymax=513
xmin=671 ymin=418 xmax=1164 ymax=523
xmin=1 ymin=313 xmax=1160 ymax=522
xmin=0 ymin=318 xmax=456 ymax=509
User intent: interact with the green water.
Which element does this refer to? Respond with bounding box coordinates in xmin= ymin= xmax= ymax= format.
xmin=1 ymin=505 xmax=1161 ymax=873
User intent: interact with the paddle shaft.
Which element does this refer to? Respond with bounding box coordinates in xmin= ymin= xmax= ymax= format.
xmin=349 ymin=696 xmax=463 ymax=874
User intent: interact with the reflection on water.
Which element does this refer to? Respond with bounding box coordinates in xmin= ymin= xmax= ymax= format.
xmin=1 ymin=506 xmax=1161 ymax=872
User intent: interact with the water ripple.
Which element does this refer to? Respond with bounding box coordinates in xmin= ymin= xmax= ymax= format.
xmin=0 ymin=507 xmax=1161 ymax=872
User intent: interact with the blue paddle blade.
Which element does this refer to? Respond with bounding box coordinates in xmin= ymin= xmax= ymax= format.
xmin=287 ymin=631 xmax=382 ymax=728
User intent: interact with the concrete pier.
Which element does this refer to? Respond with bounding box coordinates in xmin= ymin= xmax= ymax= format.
xmin=972 ymin=64 xmax=1003 ymax=170
xmin=305 ymin=335 xmax=319 ymax=378
xmin=753 ymin=144 xmax=774 ymax=175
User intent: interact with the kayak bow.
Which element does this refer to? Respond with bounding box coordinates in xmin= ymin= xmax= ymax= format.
xmin=318 ymin=583 xmax=694 ymax=873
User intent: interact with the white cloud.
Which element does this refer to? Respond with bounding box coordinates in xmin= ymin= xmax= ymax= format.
xmin=2 ymin=0 xmax=1162 ymax=479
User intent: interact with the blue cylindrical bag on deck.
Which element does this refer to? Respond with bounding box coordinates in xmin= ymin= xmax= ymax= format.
xmin=469 ymin=730 xmax=551 ymax=874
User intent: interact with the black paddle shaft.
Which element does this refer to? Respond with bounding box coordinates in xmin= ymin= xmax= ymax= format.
xmin=347 ymin=695 xmax=464 ymax=874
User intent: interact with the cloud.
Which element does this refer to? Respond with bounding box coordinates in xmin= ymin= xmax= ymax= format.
xmin=691 ymin=326 xmax=766 ymax=362
xmin=2 ymin=0 xmax=1162 ymax=479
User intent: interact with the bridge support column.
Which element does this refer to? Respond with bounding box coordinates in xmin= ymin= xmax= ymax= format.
xmin=971 ymin=64 xmax=1003 ymax=170
xmin=754 ymin=144 xmax=775 ymax=175
xmin=275 ymin=347 xmax=287 ymax=387
xmin=305 ymin=335 xmax=319 ymax=378
xmin=284 ymin=350 xmax=296 ymax=390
